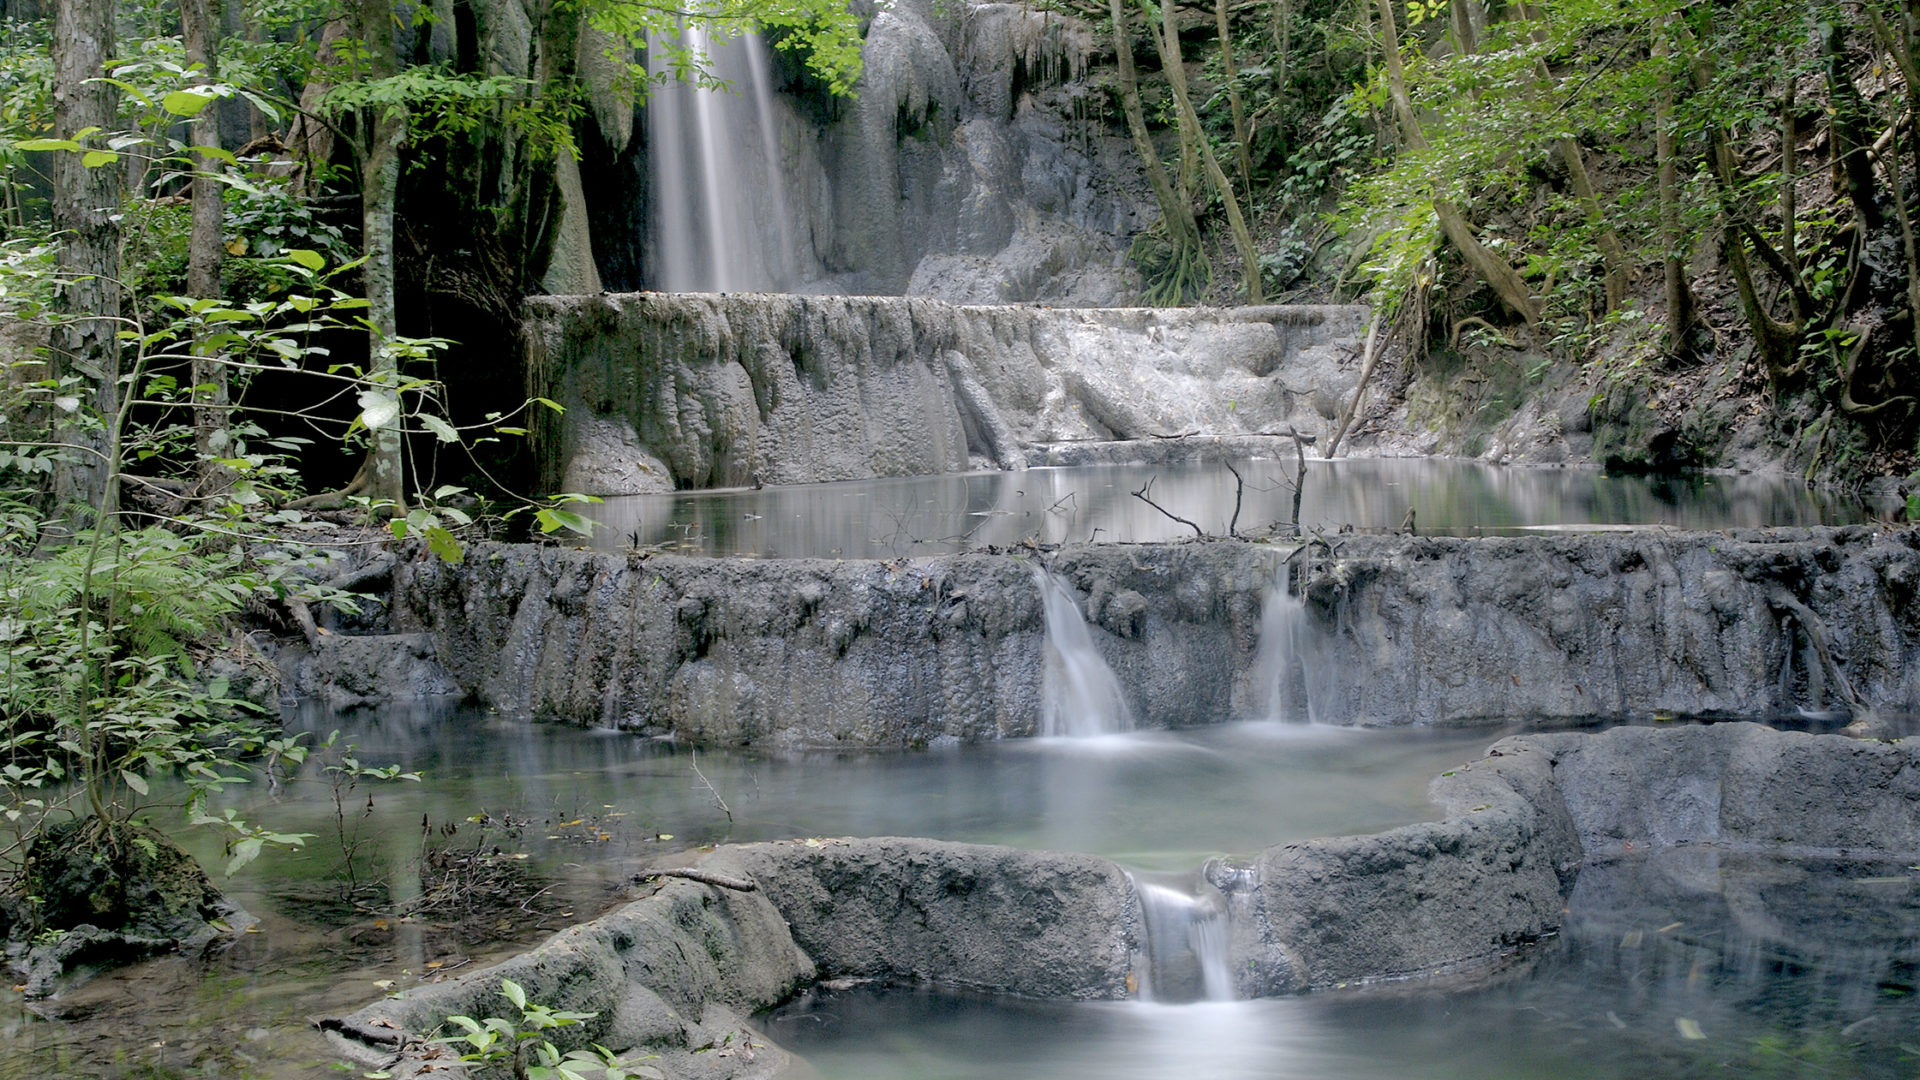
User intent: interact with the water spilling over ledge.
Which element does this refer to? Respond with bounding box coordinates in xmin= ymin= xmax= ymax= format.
xmin=362 ymin=527 xmax=1920 ymax=746
xmin=328 ymin=722 xmax=1920 ymax=1078
xmin=523 ymin=292 xmax=1367 ymax=494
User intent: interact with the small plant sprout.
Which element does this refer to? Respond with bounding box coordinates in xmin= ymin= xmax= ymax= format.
xmin=437 ymin=979 xmax=663 ymax=1080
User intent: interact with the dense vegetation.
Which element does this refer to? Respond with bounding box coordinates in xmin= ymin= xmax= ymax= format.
xmin=1091 ymin=0 xmax=1920 ymax=479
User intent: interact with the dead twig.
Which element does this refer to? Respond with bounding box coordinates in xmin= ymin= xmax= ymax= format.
xmin=691 ymin=750 xmax=732 ymax=825
xmin=1130 ymin=476 xmax=1206 ymax=538
xmin=638 ymin=867 xmax=758 ymax=892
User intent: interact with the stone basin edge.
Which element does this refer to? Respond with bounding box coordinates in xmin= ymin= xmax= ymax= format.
xmin=325 ymin=722 xmax=1920 ymax=1078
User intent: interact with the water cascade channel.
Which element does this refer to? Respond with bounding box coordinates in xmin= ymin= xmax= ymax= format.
xmin=1129 ymin=875 xmax=1235 ymax=1002
xmin=1034 ymin=567 xmax=1136 ymax=737
xmin=646 ymin=25 xmax=800 ymax=291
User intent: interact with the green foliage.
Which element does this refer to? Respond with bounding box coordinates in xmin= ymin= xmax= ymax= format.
xmin=587 ymin=0 xmax=864 ymax=98
xmin=436 ymin=980 xmax=663 ymax=1080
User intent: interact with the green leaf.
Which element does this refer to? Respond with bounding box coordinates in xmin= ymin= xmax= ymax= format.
xmin=162 ymin=89 xmax=216 ymax=117
xmin=389 ymin=518 xmax=408 ymax=540
xmin=533 ymin=397 xmax=565 ymax=413
xmin=502 ymin=979 xmax=528 ymax=1010
xmin=15 ymin=138 xmax=81 ymax=152
xmin=420 ymin=414 xmax=459 ymax=443
xmin=226 ymin=836 xmax=263 ymax=876
xmin=286 ymin=248 xmax=326 ymax=272
xmin=357 ymin=391 xmax=400 ymax=431
xmin=425 ymin=526 xmax=464 ymax=564
xmin=189 ymin=144 xmax=237 ymax=166
xmin=121 ymin=769 xmax=149 ymax=796
xmin=81 ymin=149 xmax=119 ymax=168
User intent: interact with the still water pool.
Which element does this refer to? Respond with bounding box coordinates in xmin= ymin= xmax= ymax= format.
xmin=771 ymin=852 xmax=1920 ymax=1079
xmin=581 ymin=458 xmax=1874 ymax=558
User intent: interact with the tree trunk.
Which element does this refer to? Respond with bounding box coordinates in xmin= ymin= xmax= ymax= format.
xmin=181 ymin=0 xmax=230 ymax=490
xmin=1106 ymin=0 xmax=1202 ymax=280
xmin=50 ymin=0 xmax=121 ymax=521
xmin=1158 ymin=0 xmax=1264 ymax=302
xmin=354 ymin=0 xmax=406 ymax=508
xmin=1374 ymin=0 xmax=1537 ymax=326
xmin=1212 ymin=0 xmax=1253 ymax=199
xmin=1651 ymin=13 xmax=1692 ymax=354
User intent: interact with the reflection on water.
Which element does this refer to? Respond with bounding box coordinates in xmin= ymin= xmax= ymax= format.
xmin=225 ymin=704 xmax=1502 ymax=872
xmin=0 ymin=705 xmax=1499 ymax=1078
xmin=580 ymin=459 xmax=1868 ymax=558
xmin=768 ymin=852 xmax=1920 ymax=1079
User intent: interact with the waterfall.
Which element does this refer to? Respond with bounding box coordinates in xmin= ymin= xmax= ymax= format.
xmin=1131 ymin=877 xmax=1235 ymax=1002
xmin=647 ymin=24 xmax=800 ymax=292
xmin=1250 ymin=568 xmax=1316 ymax=723
xmin=1033 ymin=568 xmax=1134 ymax=737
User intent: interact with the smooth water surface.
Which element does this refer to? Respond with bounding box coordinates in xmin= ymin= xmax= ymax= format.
xmin=2 ymin=705 xmax=1500 ymax=1078
xmin=769 ymin=852 xmax=1920 ymax=1079
xmin=580 ymin=458 xmax=1869 ymax=558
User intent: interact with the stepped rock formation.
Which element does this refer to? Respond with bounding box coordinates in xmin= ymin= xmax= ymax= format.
xmin=526 ymin=292 xmax=1368 ymax=492
xmin=387 ymin=526 xmax=1920 ymax=746
xmin=330 ymin=723 xmax=1920 ymax=1076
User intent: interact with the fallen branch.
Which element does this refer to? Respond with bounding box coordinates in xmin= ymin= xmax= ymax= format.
xmin=637 ymin=867 xmax=758 ymax=892
xmin=1131 ymin=476 xmax=1206 ymax=538
xmin=1325 ymin=313 xmax=1385 ymax=458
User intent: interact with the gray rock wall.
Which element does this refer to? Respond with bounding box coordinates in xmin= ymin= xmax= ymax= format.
xmin=391 ymin=527 xmax=1920 ymax=748
xmin=1231 ymin=721 xmax=1920 ymax=992
xmin=526 ymin=291 xmax=1367 ymax=492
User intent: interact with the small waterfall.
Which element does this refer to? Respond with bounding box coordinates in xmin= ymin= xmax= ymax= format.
xmin=1131 ymin=877 xmax=1235 ymax=1002
xmin=647 ymin=24 xmax=800 ymax=291
xmin=1250 ymin=567 xmax=1315 ymax=723
xmin=1034 ymin=568 xmax=1134 ymax=737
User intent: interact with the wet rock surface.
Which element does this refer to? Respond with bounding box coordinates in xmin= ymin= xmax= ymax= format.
xmin=385 ymin=527 xmax=1920 ymax=746
xmin=330 ymin=836 xmax=1137 ymax=1077
xmin=525 ymin=293 xmax=1366 ymax=492
xmin=10 ymin=822 xmax=249 ymax=998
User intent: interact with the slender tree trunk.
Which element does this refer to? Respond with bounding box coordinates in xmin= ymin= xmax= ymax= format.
xmin=354 ymin=0 xmax=406 ymax=508
xmin=181 ymin=0 xmax=231 ymax=490
xmin=1651 ymin=13 xmax=1692 ymax=354
xmin=1106 ymin=0 xmax=1201 ymax=272
xmin=1514 ymin=0 xmax=1628 ymax=311
xmin=50 ymin=0 xmax=121 ymax=521
xmin=1158 ymin=0 xmax=1264 ymax=302
xmin=1212 ymin=0 xmax=1253 ymax=198
xmin=1375 ymin=0 xmax=1537 ymax=325
xmin=1824 ymin=11 xmax=1884 ymax=235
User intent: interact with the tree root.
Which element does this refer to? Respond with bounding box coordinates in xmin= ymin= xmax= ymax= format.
xmin=1766 ymin=585 xmax=1871 ymax=721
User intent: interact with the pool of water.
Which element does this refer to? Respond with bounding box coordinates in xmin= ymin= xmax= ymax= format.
xmin=0 ymin=705 xmax=1504 ymax=1078
xmin=768 ymin=851 xmax=1920 ymax=1079
xmin=579 ymin=458 xmax=1871 ymax=558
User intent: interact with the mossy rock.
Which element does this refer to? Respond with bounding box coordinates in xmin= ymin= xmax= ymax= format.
xmin=19 ymin=819 xmax=224 ymax=941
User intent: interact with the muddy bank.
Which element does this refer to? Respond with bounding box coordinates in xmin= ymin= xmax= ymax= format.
xmin=330 ymin=723 xmax=1920 ymax=1077
xmin=385 ymin=526 xmax=1920 ymax=746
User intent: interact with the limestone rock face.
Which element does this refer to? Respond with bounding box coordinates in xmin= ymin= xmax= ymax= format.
xmin=390 ymin=527 xmax=1920 ymax=747
xmin=527 ymin=292 xmax=1368 ymax=492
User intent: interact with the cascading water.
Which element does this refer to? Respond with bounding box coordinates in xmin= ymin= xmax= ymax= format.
xmin=1250 ymin=566 xmax=1318 ymax=723
xmin=1033 ymin=568 xmax=1134 ymax=737
xmin=647 ymin=24 xmax=803 ymax=291
xmin=1131 ymin=877 xmax=1235 ymax=1002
